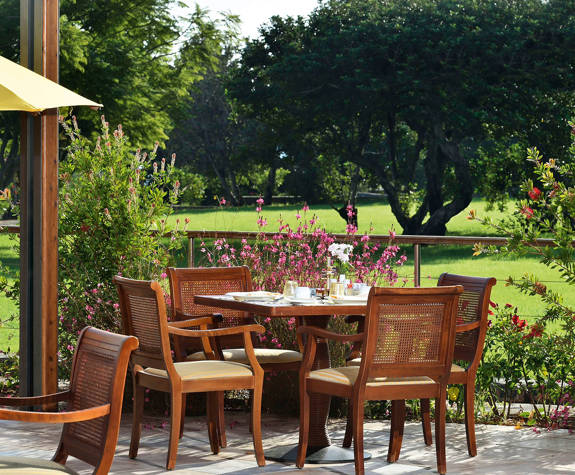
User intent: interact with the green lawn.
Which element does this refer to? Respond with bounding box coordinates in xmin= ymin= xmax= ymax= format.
xmin=0 ymin=233 xmax=19 ymax=352
xmin=0 ymin=198 xmax=569 ymax=352
xmin=172 ymin=199 xmax=569 ymax=322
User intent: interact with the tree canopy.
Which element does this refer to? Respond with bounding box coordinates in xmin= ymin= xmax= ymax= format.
xmin=231 ymin=0 xmax=575 ymax=234
xmin=0 ymin=0 xmax=232 ymax=189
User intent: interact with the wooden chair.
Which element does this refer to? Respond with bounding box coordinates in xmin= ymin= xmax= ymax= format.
xmin=113 ymin=275 xmax=266 ymax=470
xmin=342 ymin=274 xmax=496 ymax=456
xmin=0 ymin=326 xmax=138 ymax=475
xmin=297 ymin=286 xmax=462 ymax=475
xmin=417 ymin=273 xmax=496 ymax=456
xmin=166 ymin=266 xmax=303 ymax=446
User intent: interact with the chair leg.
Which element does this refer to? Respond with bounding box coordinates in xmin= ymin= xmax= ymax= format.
xmin=52 ymin=444 xmax=68 ymax=465
xmin=435 ymin=390 xmax=447 ymax=475
xmin=352 ymin=397 xmax=365 ymax=475
xmin=206 ymin=392 xmax=220 ymax=455
xmin=217 ymin=391 xmax=227 ymax=448
xmin=387 ymin=400 xmax=405 ymax=463
xmin=421 ymin=398 xmax=433 ymax=446
xmin=166 ymin=391 xmax=182 ymax=470
xmin=129 ymin=383 xmax=145 ymax=459
xmin=251 ymin=386 xmax=265 ymax=466
xmin=342 ymin=399 xmax=353 ymax=448
xmin=179 ymin=394 xmax=186 ymax=439
xmin=464 ymin=383 xmax=477 ymax=457
xmin=296 ymin=385 xmax=310 ymax=469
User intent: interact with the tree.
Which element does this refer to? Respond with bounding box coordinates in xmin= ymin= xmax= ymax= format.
xmin=0 ymin=0 xmax=20 ymax=190
xmin=231 ymin=0 xmax=575 ymax=234
xmin=0 ymin=1 xmax=229 ymax=188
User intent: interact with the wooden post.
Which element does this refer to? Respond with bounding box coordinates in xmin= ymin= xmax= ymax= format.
xmin=19 ymin=0 xmax=59 ymax=397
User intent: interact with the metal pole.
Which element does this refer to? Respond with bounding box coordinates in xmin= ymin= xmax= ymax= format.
xmin=413 ymin=244 xmax=421 ymax=287
xmin=188 ymin=236 xmax=194 ymax=267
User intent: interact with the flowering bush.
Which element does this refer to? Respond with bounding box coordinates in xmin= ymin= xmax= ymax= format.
xmin=199 ymin=202 xmax=407 ymax=371
xmin=475 ymin=302 xmax=575 ymax=429
xmin=57 ymin=116 xmax=185 ymax=369
xmin=200 ymin=201 xmax=406 ymax=292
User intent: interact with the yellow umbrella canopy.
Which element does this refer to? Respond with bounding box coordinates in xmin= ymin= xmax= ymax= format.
xmin=0 ymin=55 xmax=102 ymax=112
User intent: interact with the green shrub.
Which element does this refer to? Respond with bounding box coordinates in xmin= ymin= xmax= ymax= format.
xmin=57 ymin=116 xmax=186 ymax=369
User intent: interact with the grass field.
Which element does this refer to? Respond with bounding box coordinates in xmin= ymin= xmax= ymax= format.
xmin=0 ymin=198 xmax=570 ymax=351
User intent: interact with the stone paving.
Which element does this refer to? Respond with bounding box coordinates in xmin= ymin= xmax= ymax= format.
xmin=1 ymin=414 xmax=574 ymax=474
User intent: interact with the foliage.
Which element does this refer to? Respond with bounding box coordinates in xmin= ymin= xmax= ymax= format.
xmin=171 ymin=166 xmax=207 ymax=205
xmin=57 ymin=117 xmax=185 ymax=366
xmin=471 ymin=124 xmax=575 ymax=333
xmin=231 ymin=0 xmax=575 ymax=233
xmin=0 ymin=0 xmax=235 ymax=189
xmin=476 ymin=302 xmax=575 ymax=429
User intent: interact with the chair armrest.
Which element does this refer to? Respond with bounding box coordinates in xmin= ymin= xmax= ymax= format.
xmin=0 ymin=403 xmax=110 ymax=423
xmin=174 ymin=310 xmax=223 ymax=323
xmin=168 ymin=324 xmax=265 ymax=338
xmin=0 ymin=390 xmax=70 ymax=407
xmin=456 ymin=321 xmax=481 ymax=333
xmin=297 ymin=326 xmax=364 ymax=343
xmin=168 ymin=316 xmax=215 ymax=329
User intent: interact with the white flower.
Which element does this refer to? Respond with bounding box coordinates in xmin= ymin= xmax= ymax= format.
xmin=328 ymin=243 xmax=353 ymax=264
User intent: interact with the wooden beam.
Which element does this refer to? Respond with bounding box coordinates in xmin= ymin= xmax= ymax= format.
xmin=19 ymin=0 xmax=59 ymax=398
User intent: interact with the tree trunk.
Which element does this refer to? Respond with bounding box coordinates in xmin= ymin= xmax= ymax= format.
xmin=264 ymin=164 xmax=276 ymax=205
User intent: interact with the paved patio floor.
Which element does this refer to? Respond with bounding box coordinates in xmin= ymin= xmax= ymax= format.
xmin=1 ymin=413 xmax=574 ymax=474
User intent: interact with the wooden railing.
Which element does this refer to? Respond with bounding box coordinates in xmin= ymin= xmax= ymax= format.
xmin=0 ymin=225 xmax=558 ymax=287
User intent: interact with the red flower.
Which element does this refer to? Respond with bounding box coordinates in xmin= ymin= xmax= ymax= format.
xmin=520 ymin=206 xmax=534 ymax=219
xmin=528 ymin=187 xmax=541 ymax=201
xmin=523 ymin=323 xmax=544 ymax=339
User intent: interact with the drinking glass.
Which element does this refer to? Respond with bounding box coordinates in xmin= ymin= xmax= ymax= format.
xmin=329 ymin=281 xmax=345 ymax=298
xmin=283 ymin=280 xmax=297 ymax=297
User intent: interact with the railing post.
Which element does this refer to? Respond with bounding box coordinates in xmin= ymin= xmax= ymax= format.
xmin=188 ymin=236 xmax=194 ymax=267
xmin=413 ymin=244 xmax=421 ymax=287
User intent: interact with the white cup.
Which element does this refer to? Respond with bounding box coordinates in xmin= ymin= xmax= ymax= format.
xmin=294 ymin=286 xmax=311 ymax=299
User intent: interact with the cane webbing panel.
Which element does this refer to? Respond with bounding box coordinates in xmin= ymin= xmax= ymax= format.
xmin=372 ymin=302 xmax=445 ymax=366
xmin=127 ymin=293 xmax=163 ymax=355
xmin=454 ymin=289 xmax=481 ymax=355
xmin=177 ymin=275 xmax=251 ymax=349
xmin=180 ymin=279 xmax=250 ymax=327
xmin=66 ymin=339 xmax=117 ymax=456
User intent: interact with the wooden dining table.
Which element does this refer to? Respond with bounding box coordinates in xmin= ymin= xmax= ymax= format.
xmin=193 ymin=294 xmax=370 ymax=463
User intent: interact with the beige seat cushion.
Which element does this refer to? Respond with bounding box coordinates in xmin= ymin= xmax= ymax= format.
xmin=143 ymin=360 xmax=253 ymax=380
xmin=347 ymin=358 xmax=466 ymax=374
xmin=309 ymin=366 xmax=436 ymax=387
xmin=0 ymin=457 xmax=77 ymax=474
xmin=188 ymin=348 xmax=302 ymax=365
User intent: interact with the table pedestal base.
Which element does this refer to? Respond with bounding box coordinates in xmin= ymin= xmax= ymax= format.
xmin=265 ymin=444 xmax=371 ymax=464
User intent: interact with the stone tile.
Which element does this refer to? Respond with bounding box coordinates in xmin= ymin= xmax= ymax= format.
xmin=0 ymin=415 xmax=572 ymax=474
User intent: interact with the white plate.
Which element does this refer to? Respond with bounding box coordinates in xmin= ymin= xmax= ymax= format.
xmin=326 ymin=296 xmax=368 ymax=305
xmin=225 ymin=291 xmax=282 ymax=302
xmin=285 ymin=296 xmax=320 ymax=305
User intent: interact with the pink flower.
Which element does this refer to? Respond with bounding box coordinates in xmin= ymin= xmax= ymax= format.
xmin=302 ymin=204 xmax=310 ymax=212
xmin=160 ymin=272 xmax=167 ymax=279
